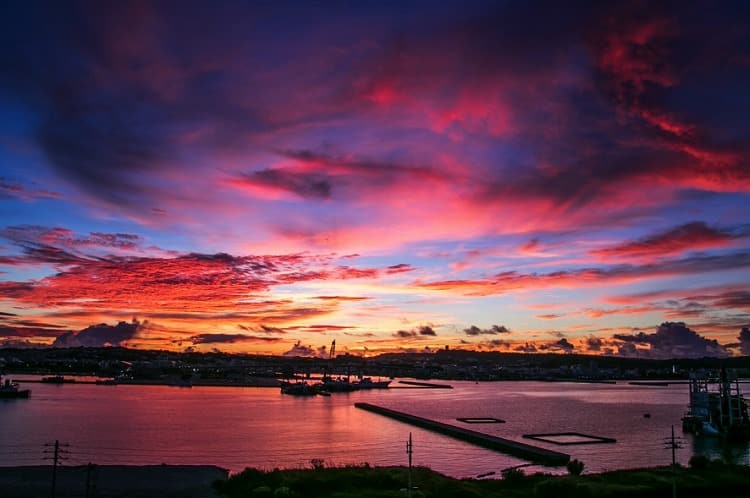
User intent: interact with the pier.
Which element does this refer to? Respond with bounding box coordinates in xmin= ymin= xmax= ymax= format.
xmin=354 ymin=402 xmax=570 ymax=465
xmin=397 ymin=380 xmax=453 ymax=389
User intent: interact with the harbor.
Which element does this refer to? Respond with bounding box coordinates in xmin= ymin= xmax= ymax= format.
xmin=2 ymin=378 xmax=749 ymax=475
xmin=682 ymin=368 xmax=750 ymax=439
xmin=354 ymin=402 xmax=570 ymax=465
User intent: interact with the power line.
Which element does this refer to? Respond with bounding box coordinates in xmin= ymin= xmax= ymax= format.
xmin=43 ymin=440 xmax=69 ymax=498
xmin=406 ymin=433 xmax=413 ymax=498
xmin=662 ymin=425 xmax=683 ymax=498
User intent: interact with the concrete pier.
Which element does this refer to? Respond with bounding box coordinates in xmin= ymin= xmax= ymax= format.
xmin=397 ymin=380 xmax=453 ymax=389
xmin=354 ymin=402 xmax=570 ymax=465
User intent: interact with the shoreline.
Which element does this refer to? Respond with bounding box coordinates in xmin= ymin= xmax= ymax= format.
xmin=0 ymin=464 xmax=228 ymax=498
xmin=8 ymin=373 xmax=726 ymax=389
xmin=2 ymin=460 xmax=750 ymax=498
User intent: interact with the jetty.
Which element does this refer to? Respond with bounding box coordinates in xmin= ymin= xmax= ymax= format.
xmin=354 ymin=402 xmax=569 ymax=465
xmin=397 ymin=380 xmax=453 ymax=389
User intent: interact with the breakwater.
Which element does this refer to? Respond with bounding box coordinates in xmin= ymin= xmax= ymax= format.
xmin=354 ymin=402 xmax=570 ymax=465
xmin=397 ymin=380 xmax=453 ymax=388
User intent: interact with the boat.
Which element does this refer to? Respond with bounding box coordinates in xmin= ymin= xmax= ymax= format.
xmin=352 ymin=377 xmax=391 ymax=389
xmin=682 ymin=367 xmax=750 ymax=440
xmin=319 ymin=377 xmax=358 ymax=392
xmin=280 ymin=381 xmax=319 ymax=396
xmin=41 ymin=375 xmax=75 ymax=384
xmin=0 ymin=376 xmax=30 ymax=399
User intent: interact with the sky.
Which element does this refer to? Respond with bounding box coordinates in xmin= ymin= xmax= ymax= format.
xmin=1 ymin=0 xmax=750 ymax=359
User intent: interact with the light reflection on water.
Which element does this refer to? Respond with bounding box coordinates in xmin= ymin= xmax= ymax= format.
xmin=1 ymin=379 xmax=747 ymax=477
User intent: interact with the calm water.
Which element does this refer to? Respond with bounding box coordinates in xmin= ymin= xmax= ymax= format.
xmin=2 ymin=379 xmax=748 ymax=477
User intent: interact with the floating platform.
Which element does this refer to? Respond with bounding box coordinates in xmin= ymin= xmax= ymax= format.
xmin=355 ymin=402 xmax=569 ymax=465
xmin=397 ymin=381 xmax=453 ymax=389
xmin=523 ymin=432 xmax=616 ymax=445
xmin=456 ymin=417 xmax=505 ymax=424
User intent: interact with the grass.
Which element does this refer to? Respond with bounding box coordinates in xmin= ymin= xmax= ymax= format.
xmin=214 ymin=460 xmax=750 ymax=498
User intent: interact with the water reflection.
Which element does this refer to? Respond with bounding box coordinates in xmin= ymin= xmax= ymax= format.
xmin=1 ymin=380 xmax=748 ymax=477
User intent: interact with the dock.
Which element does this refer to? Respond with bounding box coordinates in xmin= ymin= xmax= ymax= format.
xmin=354 ymin=402 xmax=570 ymax=465
xmin=397 ymin=380 xmax=453 ymax=389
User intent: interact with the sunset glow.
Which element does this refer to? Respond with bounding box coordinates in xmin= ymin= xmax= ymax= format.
xmin=1 ymin=1 xmax=749 ymax=358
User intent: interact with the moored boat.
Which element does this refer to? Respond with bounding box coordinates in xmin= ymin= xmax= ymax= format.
xmin=280 ymin=381 xmax=318 ymax=396
xmin=353 ymin=377 xmax=391 ymax=389
xmin=0 ymin=376 xmax=30 ymax=399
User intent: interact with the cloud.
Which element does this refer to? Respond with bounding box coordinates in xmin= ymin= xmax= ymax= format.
xmin=591 ymin=222 xmax=745 ymax=260
xmin=52 ymin=319 xmax=144 ymax=347
xmin=613 ymin=322 xmax=728 ymax=359
xmin=234 ymin=169 xmax=332 ymax=200
xmin=386 ymin=264 xmax=414 ymax=274
xmin=419 ymin=251 xmax=750 ymax=296
xmin=190 ymin=333 xmax=283 ymax=345
xmin=1 ymin=225 xmax=146 ymax=256
xmin=238 ymin=324 xmax=287 ymax=335
xmin=539 ymin=337 xmax=574 ymax=353
xmin=394 ymin=325 xmax=437 ymax=338
xmin=463 ymin=324 xmax=510 ymax=336
xmin=282 ymin=340 xmax=327 ymax=358
xmin=0 ymin=178 xmax=61 ymax=201
xmin=417 ymin=325 xmax=436 ymax=336
xmin=394 ymin=330 xmax=417 ymax=338
xmin=586 ymin=337 xmax=603 ymax=351
xmin=739 ymin=327 xmax=750 ymax=356
xmin=514 ymin=342 xmax=538 ymax=353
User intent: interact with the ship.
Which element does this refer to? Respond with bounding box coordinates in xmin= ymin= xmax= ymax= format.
xmin=352 ymin=377 xmax=391 ymax=389
xmin=0 ymin=376 xmax=31 ymax=399
xmin=279 ymin=380 xmax=319 ymax=396
xmin=682 ymin=367 xmax=750 ymax=440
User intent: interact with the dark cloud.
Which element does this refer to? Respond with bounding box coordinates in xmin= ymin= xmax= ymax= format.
xmin=739 ymin=327 xmax=750 ymax=356
xmin=540 ymin=337 xmax=574 ymax=353
xmin=238 ymin=324 xmax=287 ymax=335
xmin=0 ymin=178 xmax=61 ymax=201
xmin=0 ymin=325 xmax=65 ymax=338
xmin=418 ymin=325 xmax=436 ymax=336
xmin=282 ymin=340 xmax=326 ymax=358
xmin=592 ymin=222 xmax=745 ymax=259
xmin=463 ymin=324 xmax=510 ymax=336
xmin=190 ymin=333 xmax=282 ymax=344
xmin=0 ymin=1 xmax=269 ymax=207
xmin=614 ymin=322 xmax=729 ymax=359
xmin=386 ymin=264 xmax=414 ymax=274
xmin=237 ymin=169 xmax=332 ymax=199
xmin=1 ymin=225 xmax=144 ymax=253
xmin=586 ymin=336 xmax=603 ymax=351
xmin=395 ymin=330 xmax=417 ymax=338
xmin=394 ymin=325 xmax=437 ymax=338
xmin=421 ymin=251 xmax=750 ymax=296
xmin=0 ymin=339 xmax=47 ymax=349
xmin=52 ymin=319 xmax=143 ymax=347
xmin=514 ymin=342 xmax=537 ymax=353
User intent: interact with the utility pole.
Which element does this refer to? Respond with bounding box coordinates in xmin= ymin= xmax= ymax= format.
xmin=406 ymin=432 xmax=413 ymax=498
xmin=663 ymin=425 xmax=683 ymax=498
xmin=43 ymin=440 xmax=69 ymax=498
xmin=85 ymin=462 xmax=97 ymax=498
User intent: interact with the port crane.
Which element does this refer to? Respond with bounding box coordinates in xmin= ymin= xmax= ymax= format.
xmin=322 ymin=340 xmax=335 ymax=382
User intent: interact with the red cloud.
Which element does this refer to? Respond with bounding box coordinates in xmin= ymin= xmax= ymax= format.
xmin=591 ymin=222 xmax=740 ymax=261
xmin=419 ymin=251 xmax=750 ymax=296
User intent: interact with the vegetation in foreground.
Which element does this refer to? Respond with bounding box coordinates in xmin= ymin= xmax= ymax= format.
xmin=214 ymin=458 xmax=750 ymax=498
